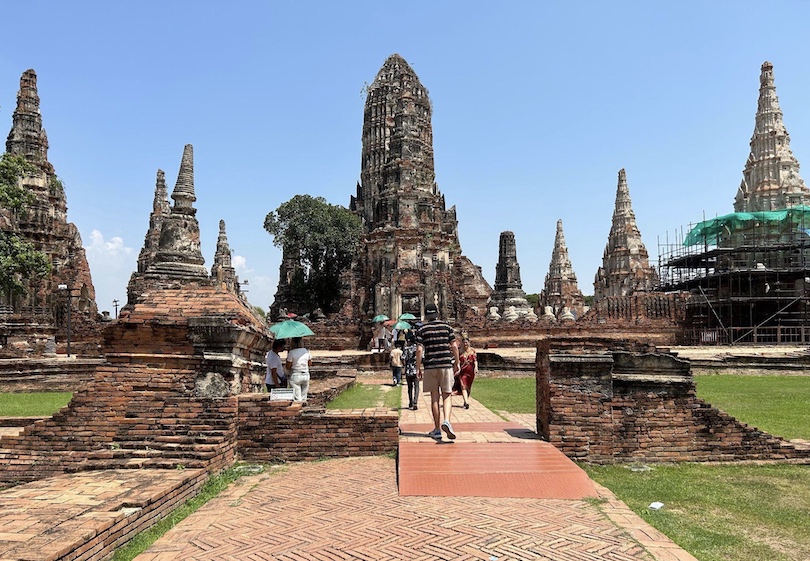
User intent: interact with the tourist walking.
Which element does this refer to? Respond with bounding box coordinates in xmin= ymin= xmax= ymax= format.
xmin=402 ymin=333 xmax=419 ymax=410
xmin=265 ymin=339 xmax=287 ymax=391
xmin=416 ymin=303 xmax=460 ymax=440
xmin=285 ymin=337 xmax=312 ymax=403
xmin=456 ymin=335 xmax=477 ymax=409
xmin=390 ymin=341 xmax=403 ymax=386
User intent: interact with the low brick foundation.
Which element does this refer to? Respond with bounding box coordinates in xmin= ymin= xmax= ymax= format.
xmin=537 ymin=337 xmax=810 ymax=464
xmin=237 ymin=395 xmax=399 ymax=462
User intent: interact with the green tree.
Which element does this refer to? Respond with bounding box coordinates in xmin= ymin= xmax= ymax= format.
xmin=0 ymin=153 xmax=37 ymax=214
xmin=0 ymin=153 xmax=51 ymax=296
xmin=264 ymin=194 xmax=362 ymax=313
xmin=525 ymin=293 xmax=539 ymax=308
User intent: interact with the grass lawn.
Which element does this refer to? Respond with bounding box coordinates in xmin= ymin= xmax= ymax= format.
xmin=585 ymin=463 xmax=810 ymax=561
xmin=472 ymin=377 xmax=535 ymax=414
xmin=326 ymin=382 xmax=401 ymax=410
xmin=695 ymin=375 xmax=810 ymax=440
xmin=0 ymin=392 xmax=72 ymax=416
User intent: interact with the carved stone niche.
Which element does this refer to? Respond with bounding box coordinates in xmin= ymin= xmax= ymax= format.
xmin=187 ymin=317 xmax=268 ymax=396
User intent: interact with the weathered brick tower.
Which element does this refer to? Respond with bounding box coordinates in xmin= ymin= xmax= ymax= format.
xmin=594 ymin=169 xmax=658 ymax=301
xmin=734 ymin=61 xmax=810 ymax=212
xmin=491 ymin=231 xmax=531 ymax=314
xmin=345 ymin=54 xmax=491 ymax=320
xmin=540 ymin=219 xmax=585 ymax=319
xmin=0 ymin=69 xmax=98 ymax=353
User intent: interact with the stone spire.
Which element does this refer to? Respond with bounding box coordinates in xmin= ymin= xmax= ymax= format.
xmin=170 ymin=144 xmax=197 ymax=213
xmin=146 ymin=145 xmax=207 ymax=279
xmin=734 ymin=61 xmax=809 ymax=212
xmin=211 ymin=219 xmax=238 ymax=293
xmin=594 ymin=169 xmax=658 ymax=301
xmin=0 ymin=68 xmax=98 ymax=335
xmin=5 ymin=69 xmax=54 ymax=175
xmin=492 ymin=231 xmax=530 ymax=313
xmin=540 ymin=219 xmax=584 ymax=318
xmin=333 ymin=53 xmax=491 ymax=321
xmin=136 ymin=169 xmax=171 ymax=273
xmin=353 ymin=53 xmax=436 ymax=230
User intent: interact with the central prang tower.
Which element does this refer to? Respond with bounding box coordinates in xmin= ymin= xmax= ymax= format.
xmin=347 ymin=54 xmax=491 ymax=320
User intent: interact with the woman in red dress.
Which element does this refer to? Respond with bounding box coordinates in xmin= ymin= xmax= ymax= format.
xmin=456 ymin=336 xmax=477 ymax=409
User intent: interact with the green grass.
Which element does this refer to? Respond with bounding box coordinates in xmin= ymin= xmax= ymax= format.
xmin=585 ymin=463 xmax=810 ymax=561
xmin=695 ymin=375 xmax=810 ymax=440
xmin=111 ymin=465 xmax=252 ymax=561
xmin=472 ymin=377 xmax=535 ymax=413
xmin=326 ymin=382 xmax=401 ymax=410
xmin=0 ymin=392 xmax=72 ymax=416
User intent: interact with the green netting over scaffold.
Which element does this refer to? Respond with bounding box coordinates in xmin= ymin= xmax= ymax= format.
xmin=683 ymin=205 xmax=810 ymax=246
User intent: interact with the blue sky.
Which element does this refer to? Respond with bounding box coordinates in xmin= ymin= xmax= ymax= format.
xmin=3 ymin=1 xmax=810 ymax=314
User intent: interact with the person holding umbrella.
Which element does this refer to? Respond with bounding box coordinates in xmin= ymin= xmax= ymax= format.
xmin=269 ymin=320 xmax=315 ymax=403
xmin=285 ymin=336 xmax=312 ymax=403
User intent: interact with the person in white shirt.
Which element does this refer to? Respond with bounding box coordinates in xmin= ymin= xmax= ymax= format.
xmin=285 ymin=337 xmax=312 ymax=403
xmin=265 ymin=339 xmax=287 ymax=391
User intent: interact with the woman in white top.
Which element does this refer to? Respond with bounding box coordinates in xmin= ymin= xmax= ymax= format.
xmin=285 ymin=337 xmax=312 ymax=403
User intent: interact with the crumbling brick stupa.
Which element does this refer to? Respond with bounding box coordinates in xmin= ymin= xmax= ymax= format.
xmin=491 ymin=231 xmax=532 ymax=317
xmin=342 ymin=54 xmax=491 ymax=321
xmin=540 ymin=220 xmax=585 ymax=320
xmin=0 ymin=69 xmax=98 ymax=355
xmin=0 ymin=144 xmax=272 ymax=485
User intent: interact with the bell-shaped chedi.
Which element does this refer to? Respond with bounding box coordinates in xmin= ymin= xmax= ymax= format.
xmin=594 ymin=169 xmax=658 ymax=301
xmin=491 ymin=231 xmax=531 ymax=315
xmin=734 ymin=61 xmax=810 ymax=212
xmin=145 ymin=144 xmax=208 ymax=279
xmin=540 ymin=219 xmax=585 ymax=319
xmin=1 ymin=69 xmax=98 ymax=350
xmin=126 ymin=144 xmax=209 ymax=306
xmin=344 ymin=54 xmax=491 ymax=320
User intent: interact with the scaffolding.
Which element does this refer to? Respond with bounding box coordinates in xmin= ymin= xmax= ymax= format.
xmin=658 ymin=209 xmax=810 ymax=345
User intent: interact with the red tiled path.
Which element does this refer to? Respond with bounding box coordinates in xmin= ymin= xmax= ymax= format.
xmin=398 ymin=388 xmax=598 ymax=499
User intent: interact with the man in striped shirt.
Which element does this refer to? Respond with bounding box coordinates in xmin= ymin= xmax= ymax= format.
xmin=416 ymin=303 xmax=460 ymax=440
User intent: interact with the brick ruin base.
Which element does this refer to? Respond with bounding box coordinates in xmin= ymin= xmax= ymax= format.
xmin=537 ymin=337 xmax=810 ymax=464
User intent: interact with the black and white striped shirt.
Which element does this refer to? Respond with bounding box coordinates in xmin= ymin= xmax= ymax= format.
xmin=416 ymin=321 xmax=455 ymax=368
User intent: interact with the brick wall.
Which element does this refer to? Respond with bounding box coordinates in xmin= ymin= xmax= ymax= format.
xmin=538 ymin=338 xmax=810 ymax=464
xmin=237 ymin=394 xmax=399 ymax=463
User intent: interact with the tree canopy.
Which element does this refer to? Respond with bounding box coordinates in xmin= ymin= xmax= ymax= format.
xmin=0 ymin=153 xmax=51 ymax=296
xmin=264 ymin=194 xmax=362 ymax=313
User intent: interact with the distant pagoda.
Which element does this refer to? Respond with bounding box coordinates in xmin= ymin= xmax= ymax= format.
xmin=734 ymin=61 xmax=810 ymax=212
xmin=1 ymin=69 xmax=98 ymax=351
xmin=540 ymin=219 xmax=585 ymax=319
xmin=594 ymin=169 xmax=658 ymax=301
xmin=491 ymin=231 xmax=531 ymax=314
xmin=340 ymin=53 xmax=491 ymax=320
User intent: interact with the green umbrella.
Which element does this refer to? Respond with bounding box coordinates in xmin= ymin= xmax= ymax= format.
xmin=371 ymin=314 xmax=390 ymax=323
xmin=398 ymin=313 xmax=417 ymax=320
xmin=270 ymin=320 xmax=315 ymax=338
xmin=392 ymin=320 xmax=411 ymax=331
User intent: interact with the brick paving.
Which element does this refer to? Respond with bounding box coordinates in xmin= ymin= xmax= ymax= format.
xmin=0 ymin=374 xmax=698 ymax=561
xmin=133 ymin=382 xmax=696 ymax=561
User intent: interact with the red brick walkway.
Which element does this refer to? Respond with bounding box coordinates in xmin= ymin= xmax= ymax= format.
xmin=133 ymin=386 xmax=697 ymax=561
xmin=0 ymin=378 xmax=697 ymax=561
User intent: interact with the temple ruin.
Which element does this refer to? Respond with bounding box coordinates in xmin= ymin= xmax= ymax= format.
xmin=734 ymin=62 xmax=810 ymax=212
xmin=594 ymin=169 xmax=658 ymax=301
xmin=660 ymin=61 xmax=810 ymax=344
xmin=0 ymin=69 xmax=98 ymax=355
xmin=491 ymin=231 xmax=531 ymax=317
xmin=540 ymin=219 xmax=585 ymax=320
xmin=341 ymin=54 xmax=491 ymax=321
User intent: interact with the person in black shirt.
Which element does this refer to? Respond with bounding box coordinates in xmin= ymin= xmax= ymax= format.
xmin=416 ymin=303 xmax=460 ymax=440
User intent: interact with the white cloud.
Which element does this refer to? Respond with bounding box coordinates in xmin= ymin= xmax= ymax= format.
xmin=233 ymin=254 xmax=247 ymax=272
xmin=84 ymin=230 xmax=136 ymax=314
